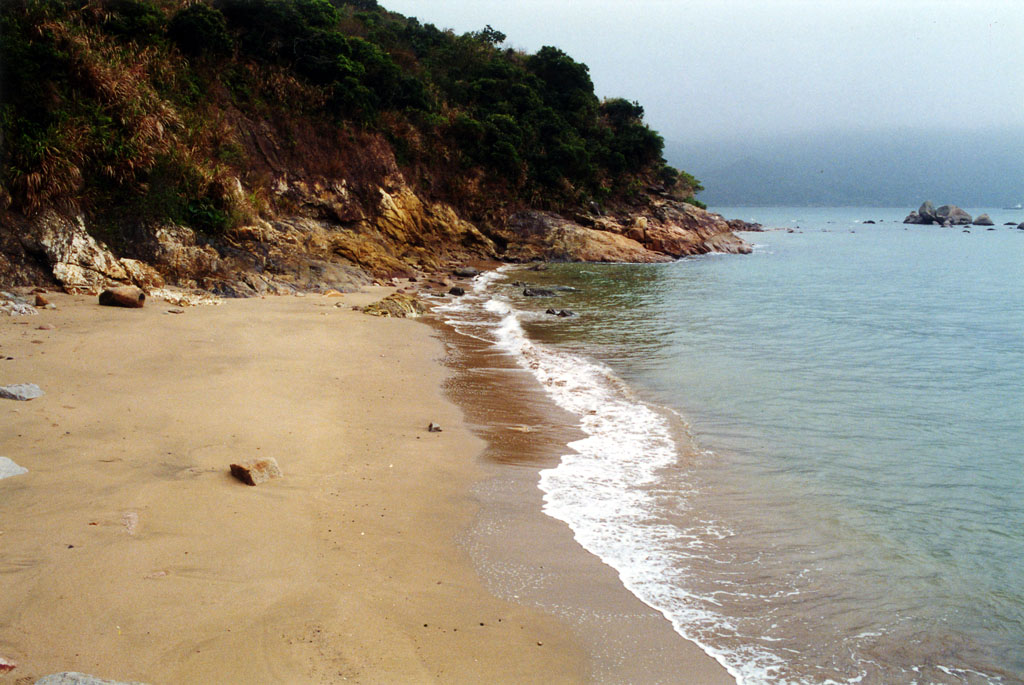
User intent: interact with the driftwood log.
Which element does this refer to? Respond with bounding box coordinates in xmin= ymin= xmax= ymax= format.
xmin=98 ymin=286 xmax=145 ymax=308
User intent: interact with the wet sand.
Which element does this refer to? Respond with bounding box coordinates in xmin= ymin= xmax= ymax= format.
xmin=436 ymin=321 xmax=734 ymax=684
xmin=0 ymin=287 xmax=732 ymax=683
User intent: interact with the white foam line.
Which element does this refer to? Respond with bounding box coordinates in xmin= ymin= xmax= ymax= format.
xmin=478 ymin=300 xmax=785 ymax=684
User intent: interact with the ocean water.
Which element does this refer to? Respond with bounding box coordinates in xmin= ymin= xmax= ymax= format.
xmin=439 ymin=207 xmax=1024 ymax=684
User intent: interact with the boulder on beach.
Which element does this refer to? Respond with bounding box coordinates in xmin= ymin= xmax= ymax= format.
xmin=0 ymin=383 xmax=44 ymax=401
xmin=98 ymin=286 xmax=145 ymax=308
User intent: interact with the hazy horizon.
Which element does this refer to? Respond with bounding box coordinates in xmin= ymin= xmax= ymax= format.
xmin=381 ymin=1 xmax=1024 ymax=143
xmin=382 ymin=1 xmax=1022 ymax=205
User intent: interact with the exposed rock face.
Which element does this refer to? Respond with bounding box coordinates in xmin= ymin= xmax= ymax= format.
xmin=17 ymin=211 xmax=130 ymax=293
xmin=2 ymin=173 xmax=749 ymax=294
xmin=973 ymin=213 xmax=994 ymax=226
xmin=498 ymin=201 xmax=750 ymax=263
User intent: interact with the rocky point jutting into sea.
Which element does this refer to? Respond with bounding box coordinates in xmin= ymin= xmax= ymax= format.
xmin=1 ymin=176 xmax=750 ymax=297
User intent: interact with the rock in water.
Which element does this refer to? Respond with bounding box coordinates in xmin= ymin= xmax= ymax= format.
xmin=0 ymin=383 xmax=44 ymax=401
xmin=448 ymin=286 xmax=465 ymax=296
xmin=98 ymin=286 xmax=145 ymax=308
xmin=935 ymin=205 xmax=972 ymax=225
xmin=973 ymin=213 xmax=994 ymax=226
xmin=0 ymin=457 xmax=28 ymax=480
xmin=523 ymin=288 xmax=556 ymax=297
xmin=229 ymin=458 xmax=283 ymax=486
xmin=452 ymin=267 xmax=479 ymax=278
xmin=34 ymin=673 xmax=149 ymax=685
xmin=918 ymin=201 xmax=937 ymax=223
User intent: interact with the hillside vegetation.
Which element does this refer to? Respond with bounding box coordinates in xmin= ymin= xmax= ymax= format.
xmin=1 ymin=0 xmax=703 ymax=242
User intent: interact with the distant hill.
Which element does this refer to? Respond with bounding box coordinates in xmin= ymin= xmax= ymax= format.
xmin=666 ymin=128 xmax=1024 ymax=207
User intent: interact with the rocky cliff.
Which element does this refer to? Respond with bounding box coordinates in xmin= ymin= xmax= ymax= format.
xmin=1 ymin=172 xmax=749 ymax=296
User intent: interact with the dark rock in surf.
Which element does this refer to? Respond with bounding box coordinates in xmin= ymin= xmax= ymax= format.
xmin=523 ymin=288 xmax=556 ymax=297
xmin=973 ymin=214 xmax=994 ymax=226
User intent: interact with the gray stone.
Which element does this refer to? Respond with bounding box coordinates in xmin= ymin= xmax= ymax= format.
xmin=428 ymin=422 xmax=443 ymax=433
xmin=1018 ymin=222 xmax=1024 ymax=230
xmin=448 ymin=286 xmax=465 ymax=296
xmin=35 ymin=673 xmax=149 ymax=685
xmin=918 ymin=201 xmax=937 ymax=223
xmin=973 ymin=213 xmax=994 ymax=226
xmin=452 ymin=267 xmax=479 ymax=278
xmin=903 ymin=211 xmax=925 ymax=224
xmin=935 ymin=205 xmax=972 ymax=225
xmin=0 ymin=383 xmax=44 ymax=401
xmin=0 ymin=457 xmax=28 ymax=480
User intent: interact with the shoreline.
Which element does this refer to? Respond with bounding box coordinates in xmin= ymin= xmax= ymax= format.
xmin=432 ymin=291 xmax=734 ymax=683
xmin=0 ymin=289 xmax=585 ymax=683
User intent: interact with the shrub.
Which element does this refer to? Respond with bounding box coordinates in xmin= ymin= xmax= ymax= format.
xmin=168 ymin=4 xmax=232 ymax=57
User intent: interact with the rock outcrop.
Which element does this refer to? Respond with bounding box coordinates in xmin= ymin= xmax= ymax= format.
xmin=1 ymin=174 xmax=748 ymax=295
xmin=904 ymin=201 xmax=972 ymax=226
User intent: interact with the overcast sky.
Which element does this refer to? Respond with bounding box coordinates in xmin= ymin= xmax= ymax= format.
xmin=381 ymin=0 xmax=1024 ymax=144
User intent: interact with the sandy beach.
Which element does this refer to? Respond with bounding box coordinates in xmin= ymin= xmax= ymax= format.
xmin=0 ymin=287 xmax=730 ymax=683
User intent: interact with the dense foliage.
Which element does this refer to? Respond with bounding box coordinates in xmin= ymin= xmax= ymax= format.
xmin=1 ymin=0 xmax=702 ymax=235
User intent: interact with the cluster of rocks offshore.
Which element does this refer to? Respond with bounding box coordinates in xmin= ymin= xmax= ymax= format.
xmin=903 ymin=201 xmax=995 ymax=227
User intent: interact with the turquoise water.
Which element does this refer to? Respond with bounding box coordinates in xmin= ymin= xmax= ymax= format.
xmin=445 ymin=207 xmax=1024 ymax=683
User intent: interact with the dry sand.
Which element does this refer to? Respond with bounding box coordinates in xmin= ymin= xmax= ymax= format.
xmin=0 ymin=287 xmax=732 ymax=684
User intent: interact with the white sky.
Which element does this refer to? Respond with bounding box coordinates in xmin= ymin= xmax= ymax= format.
xmin=381 ymin=0 xmax=1024 ymax=143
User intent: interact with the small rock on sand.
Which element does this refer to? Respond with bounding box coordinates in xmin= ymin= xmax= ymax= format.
xmin=0 ymin=457 xmax=29 ymax=480
xmin=0 ymin=656 xmax=15 ymax=673
xmin=229 ymin=458 xmax=283 ymax=486
xmin=34 ymin=673 xmax=149 ymax=685
xmin=428 ymin=422 xmax=443 ymax=433
xmin=0 ymin=383 xmax=44 ymax=401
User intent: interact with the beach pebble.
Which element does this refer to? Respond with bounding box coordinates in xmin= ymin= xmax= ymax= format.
xmin=35 ymin=293 xmax=50 ymax=307
xmin=0 ymin=383 xmax=44 ymax=401
xmin=0 ymin=457 xmax=28 ymax=480
xmin=427 ymin=422 xmax=443 ymax=433
xmin=37 ymin=324 xmax=56 ymax=330
xmin=34 ymin=673 xmax=149 ymax=685
xmin=229 ymin=458 xmax=283 ymax=486
xmin=0 ymin=656 xmax=15 ymax=673
xmin=165 ymin=308 xmax=185 ymax=315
